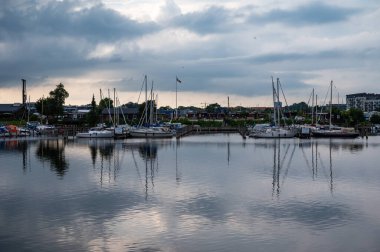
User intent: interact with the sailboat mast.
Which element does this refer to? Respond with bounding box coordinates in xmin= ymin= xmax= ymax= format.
xmin=113 ymin=88 xmax=116 ymax=127
xmin=277 ymin=78 xmax=280 ymax=126
xmin=312 ymin=88 xmax=314 ymax=125
xmin=150 ymin=81 xmax=154 ymax=125
xmin=145 ymin=75 xmax=148 ymax=126
xmin=272 ymin=77 xmax=277 ymax=127
xmin=329 ymin=80 xmax=333 ymax=130
xmin=315 ymin=94 xmax=318 ymax=124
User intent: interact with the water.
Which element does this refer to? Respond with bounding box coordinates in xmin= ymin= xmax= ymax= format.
xmin=1 ymin=135 xmax=380 ymax=252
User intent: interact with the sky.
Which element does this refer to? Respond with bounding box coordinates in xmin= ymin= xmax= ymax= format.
xmin=0 ymin=0 xmax=379 ymax=108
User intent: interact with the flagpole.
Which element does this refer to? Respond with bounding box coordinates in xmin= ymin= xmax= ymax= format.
xmin=176 ymin=77 xmax=178 ymax=119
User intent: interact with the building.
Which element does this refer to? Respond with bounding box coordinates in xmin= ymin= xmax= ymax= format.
xmin=0 ymin=103 xmax=37 ymax=120
xmin=0 ymin=103 xmax=23 ymax=119
xmin=346 ymin=93 xmax=380 ymax=112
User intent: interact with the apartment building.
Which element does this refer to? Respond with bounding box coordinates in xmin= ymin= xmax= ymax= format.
xmin=346 ymin=93 xmax=380 ymax=112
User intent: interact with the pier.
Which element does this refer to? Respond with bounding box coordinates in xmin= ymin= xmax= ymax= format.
xmin=176 ymin=125 xmax=248 ymax=139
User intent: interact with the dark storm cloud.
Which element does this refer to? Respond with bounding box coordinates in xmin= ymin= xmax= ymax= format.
xmin=0 ymin=0 xmax=160 ymax=87
xmin=249 ymin=2 xmax=360 ymax=26
xmin=0 ymin=0 xmax=159 ymax=41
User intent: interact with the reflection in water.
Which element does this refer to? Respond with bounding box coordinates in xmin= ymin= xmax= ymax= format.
xmin=1 ymin=135 xmax=380 ymax=252
xmin=87 ymin=140 xmax=119 ymax=186
xmin=0 ymin=140 xmax=30 ymax=172
xmin=140 ymin=141 xmax=158 ymax=200
xmin=271 ymin=140 xmax=296 ymax=198
xmin=269 ymin=139 xmax=356 ymax=197
xmin=36 ymin=139 xmax=68 ymax=177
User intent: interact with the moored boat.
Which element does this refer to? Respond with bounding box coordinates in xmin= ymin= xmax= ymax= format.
xmin=76 ymin=128 xmax=114 ymax=138
xmin=311 ymin=81 xmax=359 ymax=139
xmin=129 ymin=127 xmax=173 ymax=138
xmin=252 ymin=127 xmax=296 ymax=138
xmin=312 ymin=127 xmax=359 ymax=138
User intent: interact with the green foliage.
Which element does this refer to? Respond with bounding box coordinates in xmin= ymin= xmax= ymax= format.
xmin=340 ymin=108 xmax=365 ymax=126
xmin=98 ymin=98 xmax=113 ymax=112
xmin=288 ymin=102 xmax=308 ymax=113
xmin=35 ymin=83 xmax=69 ymax=117
xmin=205 ymin=103 xmax=221 ymax=113
xmin=86 ymin=95 xmax=98 ymax=126
xmin=137 ymin=100 xmax=156 ymax=123
xmin=224 ymin=119 xmax=255 ymax=127
xmin=349 ymin=108 xmax=364 ymax=125
xmin=370 ymin=114 xmax=380 ymax=124
xmin=196 ymin=120 xmax=223 ymax=127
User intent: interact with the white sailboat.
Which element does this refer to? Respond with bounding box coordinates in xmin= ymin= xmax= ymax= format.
xmin=76 ymin=127 xmax=114 ymax=138
xmin=252 ymin=77 xmax=296 ymax=138
xmin=129 ymin=75 xmax=173 ymax=138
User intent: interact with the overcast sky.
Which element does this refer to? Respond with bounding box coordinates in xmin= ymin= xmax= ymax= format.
xmin=0 ymin=0 xmax=379 ymax=107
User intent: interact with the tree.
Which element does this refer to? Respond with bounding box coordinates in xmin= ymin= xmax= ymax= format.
xmin=35 ymin=97 xmax=54 ymax=116
xmin=348 ymin=108 xmax=364 ymax=125
xmin=370 ymin=114 xmax=380 ymax=124
xmin=205 ymin=103 xmax=221 ymax=113
xmin=86 ymin=94 xmax=98 ymax=126
xmin=98 ymin=98 xmax=113 ymax=112
xmin=35 ymin=83 xmax=69 ymax=117
xmin=49 ymin=83 xmax=69 ymax=115
xmin=341 ymin=108 xmax=365 ymax=126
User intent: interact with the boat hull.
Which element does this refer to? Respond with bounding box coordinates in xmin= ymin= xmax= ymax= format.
xmin=76 ymin=131 xmax=114 ymax=138
xmin=129 ymin=128 xmax=173 ymax=138
xmin=252 ymin=128 xmax=296 ymax=138
xmin=312 ymin=131 xmax=359 ymax=138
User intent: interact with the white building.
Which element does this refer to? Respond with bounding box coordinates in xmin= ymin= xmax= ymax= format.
xmin=346 ymin=93 xmax=380 ymax=112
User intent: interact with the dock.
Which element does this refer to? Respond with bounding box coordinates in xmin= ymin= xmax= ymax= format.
xmin=176 ymin=126 xmax=248 ymax=139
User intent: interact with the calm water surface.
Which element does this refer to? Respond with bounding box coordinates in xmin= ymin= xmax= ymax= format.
xmin=1 ymin=134 xmax=380 ymax=251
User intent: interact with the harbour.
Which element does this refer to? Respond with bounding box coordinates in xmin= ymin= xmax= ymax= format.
xmin=1 ymin=134 xmax=380 ymax=251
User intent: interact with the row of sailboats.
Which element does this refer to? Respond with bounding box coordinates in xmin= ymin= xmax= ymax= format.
xmin=250 ymin=77 xmax=297 ymax=138
xmin=77 ymin=89 xmax=130 ymax=138
xmin=250 ymin=78 xmax=359 ymax=139
xmin=129 ymin=75 xmax=173 ymax=138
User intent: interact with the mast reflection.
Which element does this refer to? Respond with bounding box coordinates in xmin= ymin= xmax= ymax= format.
xmin=269 ymin=138 xmax=363 ymax=197
xmin=271 ymin=139 xmax=296 ymax=198
xmin=87 ymin=140 xmax=118 ymax=186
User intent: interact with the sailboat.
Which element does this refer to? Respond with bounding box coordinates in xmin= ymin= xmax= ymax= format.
xmin=251 ymin=77 xmax=296 ymax=138
xmin=76 ymin=127 xmax=115 ymax=138
xmin=129 ymin=76 xmax=173 ymax=138
xmin=312 ymin=81 xmax=359 ymax=138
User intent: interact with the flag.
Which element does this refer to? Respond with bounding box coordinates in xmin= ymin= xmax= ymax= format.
xmin=176 ymin=76 xmax=182 ymax=83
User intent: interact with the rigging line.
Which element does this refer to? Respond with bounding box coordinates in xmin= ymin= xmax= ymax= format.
xmin=281 ymin=144 xmax=297 ymax=187
xmin=278 ymin=80 xmax=289 ymax=108
xmin=300 ymin=143 xmax=313 ymax=175
xmin=306 ymin=89 xmax=313 ymax=106
xmin=280 ymin=143 xmax=291 ymax=169
xmin=278 ymin=79 xmax=294 ymax=125
xmin=136 ymin=74 xmax=146 ymax=104
xmin=138 ymin=103 xmax=148 ymax=127
xmin=320 ymin=85 xmax=330 ymax=114
xmin=131 ymin=148 xmax=143 ymax=186
xmin=317 ymin=151 xmax=331 ymax=188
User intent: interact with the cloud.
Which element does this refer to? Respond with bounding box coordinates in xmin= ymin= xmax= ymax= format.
xmin=0 ymin=0 xmax=379 ymax=106
xmin=0 ymin=0 xmax=160 ymax=87
xmin=0 ymin=1 xmax=159 ymax=42
xmin=249 ymin=2 xmax=360 ymax=26
xmin=170 ymin=6 xmax=235 ymax=34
